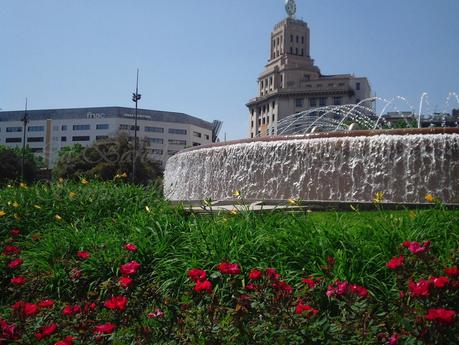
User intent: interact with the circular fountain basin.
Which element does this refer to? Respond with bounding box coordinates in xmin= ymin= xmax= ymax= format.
xmin=164 ymin=128 xmax=459 ymax=204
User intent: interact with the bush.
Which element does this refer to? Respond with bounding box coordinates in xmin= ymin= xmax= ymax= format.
xmin=53 ymin=135 xmax=162 ymax=184
xmin=0 ymin=146 xmax=38 ymax=184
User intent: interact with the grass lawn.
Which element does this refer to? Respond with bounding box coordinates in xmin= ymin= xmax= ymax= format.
xmin=1 ymin=181 xmax=458 ymax=344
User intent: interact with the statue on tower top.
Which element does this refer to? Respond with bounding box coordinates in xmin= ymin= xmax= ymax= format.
xmin=285 ymin=0 xmax=296 ymax=18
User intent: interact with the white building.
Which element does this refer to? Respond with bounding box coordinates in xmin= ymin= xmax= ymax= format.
xmin=0 ymin=106 xmax=221 ymax=168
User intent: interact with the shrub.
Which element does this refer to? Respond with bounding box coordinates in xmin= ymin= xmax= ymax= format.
xmin=53 ymin=135 xmax=162 ymax=184
xmin=0 ymin=146 xmax=38 ymax=184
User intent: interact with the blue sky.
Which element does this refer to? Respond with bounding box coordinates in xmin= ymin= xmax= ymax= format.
xmin=1 ymin=0 xmax=458 ymax=139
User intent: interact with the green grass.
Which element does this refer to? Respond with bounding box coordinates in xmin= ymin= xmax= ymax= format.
xmin=1 ymin=180 xmax=458 ymax=305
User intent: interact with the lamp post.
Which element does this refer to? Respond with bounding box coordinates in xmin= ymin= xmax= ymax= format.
xmin=21 ymin=98 xmax=29 ymax=181
xmin=131 ymin=69 xmax=141 ymax=183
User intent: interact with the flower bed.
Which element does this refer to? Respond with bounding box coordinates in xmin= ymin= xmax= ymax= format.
xmin=0 ymin=181 xmax=458 ymax=344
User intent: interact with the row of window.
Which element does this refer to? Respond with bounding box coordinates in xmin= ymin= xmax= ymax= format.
xmin=251 ymin=101 xmax=276 ymax=117
xmin=120 ymin=125 xmax=207 ymax=138
xmin=289 ymin=47 xmax=304 ymax=56
xmin=5 ymin=136 xmax=196 ymax=146
xmin=272 ymin=35 xmax=305 ymax=47
xmin=290 ymin=35 xmax=305 ymax=44
xmin=5 ymin=137 xmax=44 ymax=143
xmin=295 ymin=96 xmax=343 ymax=108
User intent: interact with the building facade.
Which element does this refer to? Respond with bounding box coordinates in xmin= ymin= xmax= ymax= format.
xmin=0 ymin=107 xmax=221 ymax=168
xmin=247 ymin=4 xmax=371 ymax=137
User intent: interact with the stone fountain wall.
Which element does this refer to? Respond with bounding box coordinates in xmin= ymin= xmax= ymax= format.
xmin=164 ymin=131 xmax=459 ymax=204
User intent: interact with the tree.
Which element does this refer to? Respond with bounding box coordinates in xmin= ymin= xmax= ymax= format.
xmin=0 ymin=146 xmax=38 ymax=184
xmin=53 ymin=135 xmax=162 ymax=184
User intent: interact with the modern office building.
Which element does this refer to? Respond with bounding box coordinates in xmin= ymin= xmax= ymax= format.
xmin=247 ymin=0 xmax=372 ymax=137
xmin=0 ymin=106 xmax=222 ymax=168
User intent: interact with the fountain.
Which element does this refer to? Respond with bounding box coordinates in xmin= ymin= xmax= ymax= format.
xmin=164 ymin=95 xmax=459 ymax=206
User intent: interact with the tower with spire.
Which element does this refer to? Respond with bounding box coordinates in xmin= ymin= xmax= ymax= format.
xmin=247 ymin=1 xmax=371 ymax=137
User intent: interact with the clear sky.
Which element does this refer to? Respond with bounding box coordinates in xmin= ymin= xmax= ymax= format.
xmin=1 ymin=0 xmax=458 ymax=139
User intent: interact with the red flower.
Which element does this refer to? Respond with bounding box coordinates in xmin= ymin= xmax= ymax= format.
xmin=249 ymin=269 xmax=262 ymax=280
xmin=430 ymin=276 xmax=449 ymax=288
xmin=266 ymin=268 xmax=280 ymax=281
xmin=62 ymin=305 xmax=73 ymax=316
xmin=326 ymin=280 xmax=349 ymax=297
xmin=55 ymin=336 xmax=74 ymax=345
xmin=194 ymin=279 xmax=213 ymax=294
xmin=8 ymin=258 xmax=23 ymax=269
xmin=94 ymin=322 xmax=116 ymax=335
xmin=147 ymin=308 xmax=165 ymax=318
xmin=388 ymin=333 xmax=400 ymax=345
xmin=83 ymin=302 xmax=96 ymax=313
xmin=118 ymin=276 xmax=133 ymax=289
xmin=409 ymin=279 xmax=430 ymax=297
xmin=0 ymin=319 xmax=17 ymax=339
xmin=349 ymin=284 xmax=368 ymax=298
xmin=302 ymin=278 xmax=317 ymax=289
xmin=386 ymin=256 xmax=404 ymax=269
xmin=245 ymin=283 xmax=256 ymax=291
xmin=217 ymin=262 xmax=241 ymax=275
xmin=327 ymin=256 xmax=336 ymax=265
xmin=272 ymin=281 xmax=293 ymax=294
xmin=42 ymin=323 xmax=58 ymax=336
xmin=402 ymin=241 xmax=430 ymax=254
xmin=124 ymin=243 xmax=137 ymax=252
xmin=187 ymin=268 xmax=206 ymax=282
xmin=120 ymin=261 xmax=141 ymax=276
xmin=38 ymin=299 xmax=55 ymax=308
xmin=444 ymin=267 xmax=459 ymax=277
xmin=12 ymin=301 xmax=25 ymax=313
xmin=426 ymin=308 xmax=456 ymax=324
xmin=62 ymin=305 xmax=81 ymax=316
xmin=76 ymin=251 xmax=90 ymax=260
xmin=10 ymin=276 xmax=26 ymax=285
xmin=10 ymin=228 xmax=21 ymax=237
xmin=295 ymin=301 xmax=319 ymax=318
xmin=3 ymin=245 xmax=21 ymax=256
xmin=104 ymin=296 xmax=128 ymax=311
xmin=23 ymin=303 xmax=39 ymax=317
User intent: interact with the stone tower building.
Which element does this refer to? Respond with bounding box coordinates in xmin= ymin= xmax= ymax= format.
xmin=247 ymin=1 xmax=371 ymax=137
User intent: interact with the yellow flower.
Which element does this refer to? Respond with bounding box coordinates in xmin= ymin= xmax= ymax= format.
xmin=68 ymin=192 xmax=77 ymax=199
xmin=115 ymin=172 xmax=128 ymax=179
xmin=12 ymin=201 xmax=20 ymax=208
xmin=19 ymin=182 xmax=28 ymax=189
xmin=80 ymin=178 xmax=89 ymax=185
xmin=229 ymin=209 xmax=238 ymax=216
xmin=14 ymin=213 xmax=21 ymax=220
xmin=287 ymin=198 xmax=298 ymax=206
xmin=55 ymin=214 xmax=62 ymax=221
xmin=373 ymin=191 xmax=385 ymax=204
xmin=0 ymin=210 xmax=6 ymax=217
xmin=424 ymin=194 xmax=434 ymax=203
xmin=34 ymin=204 xmax=42 ymax=209
xmin=232 ymin=190 xmax=241 ymax=198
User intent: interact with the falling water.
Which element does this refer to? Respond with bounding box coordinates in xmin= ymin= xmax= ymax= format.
xmin=164 ymin=132 xmax=459 ymax=203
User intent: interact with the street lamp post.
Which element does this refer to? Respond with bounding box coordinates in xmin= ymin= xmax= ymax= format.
xmin=21 ymin=98 xmax=29 ymax=181
xmin=131 ymin=69 xmax=141 ymax=183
